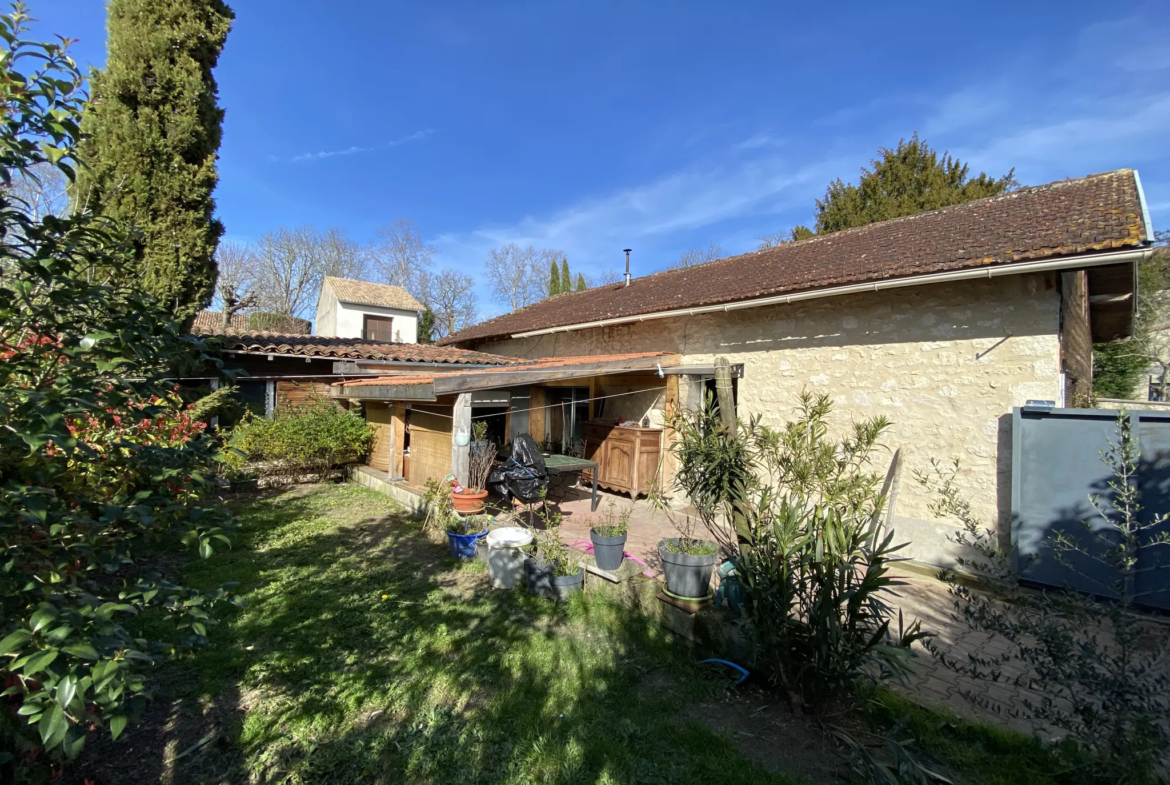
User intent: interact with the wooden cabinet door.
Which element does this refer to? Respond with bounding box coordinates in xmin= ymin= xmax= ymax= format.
xmin=636 ymin=434 xmax=662 ymax=494
xmin=602 ymin=438 xmax=634 ymax=491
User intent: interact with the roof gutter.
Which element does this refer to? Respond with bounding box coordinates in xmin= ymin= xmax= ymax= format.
xmin=510 ymin=246 xmax=1157 ymax=339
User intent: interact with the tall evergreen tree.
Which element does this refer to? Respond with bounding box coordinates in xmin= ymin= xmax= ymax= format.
xmin=576 ymin=273 xmax=586 ymax=291
xmin=813 ymin=134 xmax=1014 ymax=234
xmin=560 ymin=258 xmax=570 ymax=294
xmin=77 ymin=0 xmax=234 ymax=322
xmin=548 ymin=259 xmax=561 ymax=297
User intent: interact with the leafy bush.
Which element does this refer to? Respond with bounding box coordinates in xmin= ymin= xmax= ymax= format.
xmin=918 ymin=412 xmax=1170 ymax=784
xmin=227 ymin=401 xmax=373 ymax=480
xmin=664 ymin=390 xmax=924 ymax=712
xmin=0 ymin=13 xmax=236 ymax=776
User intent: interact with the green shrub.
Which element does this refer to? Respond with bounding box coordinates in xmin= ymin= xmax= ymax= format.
xmin=0 ymin=14 xmax=237 ymax=776
xmin=664 ymin=390 xmax=925 ymax=712
xmin=228 ymin=402 xmax=373 ymax=480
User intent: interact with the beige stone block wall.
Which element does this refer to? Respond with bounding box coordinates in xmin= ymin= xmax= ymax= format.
xmin=479 ymin=274 xmax=1063 ymax=562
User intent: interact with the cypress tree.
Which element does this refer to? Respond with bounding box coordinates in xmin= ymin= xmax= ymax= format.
xmin=576 ymin=273 xmax=586 ymax=291
xmin=560 ymin=258 xmax=570 ymax=294
xmin=77 ymin=0 xmax=234 ymax=322
xmin=549 ymin=260 xmax=561 ymax=297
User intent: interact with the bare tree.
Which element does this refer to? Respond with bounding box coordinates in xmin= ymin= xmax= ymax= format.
xmin=420 ymin=269 xmax=478 ymax=339
xmin=8 ymin=164 xmax=69 ymax=221
xmin=250 ymin=225 xmax=369 ymax=318
xmin=318 ymin=226 xmax=370 ymax=281
xmin=485 ymin=243 xmax=563 ymax=310
xmin=373 ymin=218 xmax=434 ymax=297
xmin=757 ymin=226 xmax=816 ymax=249
xmin=252 ymin=226 xmax=326 ymax=317
xmin=594 ymin=268 xmax=623 ymax=285
xmin=214 ymin=240 xmax=258 ymax=331
xmin=669 ymin=243 xmax=723 ymax=270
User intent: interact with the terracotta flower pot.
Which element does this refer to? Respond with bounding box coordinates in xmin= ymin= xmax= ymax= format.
xmin=451 ymin=488 xmax=488 ymax=514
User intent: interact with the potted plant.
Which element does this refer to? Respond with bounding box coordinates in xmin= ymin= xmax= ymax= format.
xmin=447 ymin=515 xmax=489 ymax=559
xmin=657 ymin=513 xmax=718 ymax=600
xmin=452 ymin=422 xmax=494 ymax=514
xmin=589 ymin=502 xmax=630 ymax=571
xmin=523 ymin=508 xmax=584 ymax=601
xmin=227 ymin=468 xmax=260 ymax=493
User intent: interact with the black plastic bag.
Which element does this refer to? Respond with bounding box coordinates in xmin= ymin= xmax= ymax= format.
xmin=488 ymin=433 xmax=548 ymax=503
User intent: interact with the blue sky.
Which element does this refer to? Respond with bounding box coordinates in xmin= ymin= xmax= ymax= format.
xmin=35 ymin=1 xmax=1170 ymax=319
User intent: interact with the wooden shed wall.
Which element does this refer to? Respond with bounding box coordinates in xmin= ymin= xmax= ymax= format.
xmin=409 ymin=403 xmax=453 ymax=485
xmin=275 ymin=380 xmax=337 ymax=409
xmin=366 ymin=402 xmax=394 ymax=472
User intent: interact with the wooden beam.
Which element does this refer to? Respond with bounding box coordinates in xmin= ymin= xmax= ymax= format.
xmin=451 ymin=393 xmax=472 ymax=486
xmin=714 ymin=356 xmax=736 ymax=432
xmin=332 ymin=383 xmax=437 ymax=401
xmin=588 ymin=376 xmax=601 ymax=421
xmin=431 ymin=355 xmax=680 ymax=395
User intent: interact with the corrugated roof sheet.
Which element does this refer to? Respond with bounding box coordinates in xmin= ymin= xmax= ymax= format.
xmin=213 ymin=333 xmax=516 ymax=364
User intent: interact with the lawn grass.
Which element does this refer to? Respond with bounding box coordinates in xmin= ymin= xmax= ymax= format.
xmin=867 ymin=691 xmax=1078 ymax=785
xmin=135 ymin=483 xmax=806 ymax=784
xmin=67 ymin=482 xmax=1087 ymax=785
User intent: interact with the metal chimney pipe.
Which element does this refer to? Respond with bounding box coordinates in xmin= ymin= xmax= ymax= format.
xmin=623 ymin=248 xmax=632 ymax=287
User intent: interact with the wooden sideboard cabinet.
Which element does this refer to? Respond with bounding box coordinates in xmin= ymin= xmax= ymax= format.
xmin=583 ymin=423 xmax=663 ymax=498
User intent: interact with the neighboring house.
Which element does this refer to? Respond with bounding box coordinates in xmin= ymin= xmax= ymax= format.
xmin=438 ymin=169 xmax=1158 ymax=566
xmin=315 ymin=276 xmax=424 ymax=343
xmin=191 ymin=310 xmax=250 ymax=335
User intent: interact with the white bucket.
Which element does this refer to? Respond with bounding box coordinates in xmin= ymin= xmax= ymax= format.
xmin=486 ymin=526 xmax=533 ymax=589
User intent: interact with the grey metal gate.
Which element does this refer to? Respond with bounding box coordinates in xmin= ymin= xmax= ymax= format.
xmin=1012 ymin=405 xmax=1170 ymax=611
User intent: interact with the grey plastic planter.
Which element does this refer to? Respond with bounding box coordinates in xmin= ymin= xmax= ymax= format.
xmin=550 ymin=566 xmax=585 ymax=602
xmin=590 ymin=530 xmax=627 ymax=571
xmin=525 ymin=559 xmax=584 ymax=602
xmin=658 ymin=538 xmax=718 ymax=599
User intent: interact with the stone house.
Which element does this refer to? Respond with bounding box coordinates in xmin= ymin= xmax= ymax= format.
xmin=439 ymin=169 xmax=1159 ymax=565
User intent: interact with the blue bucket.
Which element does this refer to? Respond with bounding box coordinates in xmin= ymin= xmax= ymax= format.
xmin=448 ymin=530 xmax=487 ymax=559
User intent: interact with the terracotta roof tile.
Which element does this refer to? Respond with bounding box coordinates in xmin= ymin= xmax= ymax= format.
xmin=441 ymin=170 xmax=1150 ymax=345
xmin=324 ymin=277 xmax=424 ymax=311
xmin=211 ymin=333 xmax=515 ymax=365
xmin=191 ymin=311 xmax=250 ymax=335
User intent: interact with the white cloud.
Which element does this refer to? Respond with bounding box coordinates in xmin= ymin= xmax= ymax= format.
xmin=285 ymin=130 xmax=432 ymax=163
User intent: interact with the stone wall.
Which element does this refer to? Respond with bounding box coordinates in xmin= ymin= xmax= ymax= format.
xmin=476 ymin=274 xmax=1064 ymax=566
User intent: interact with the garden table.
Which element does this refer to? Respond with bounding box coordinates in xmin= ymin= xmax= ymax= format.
xmin=542 ymin=453 xmax=600 ymax=511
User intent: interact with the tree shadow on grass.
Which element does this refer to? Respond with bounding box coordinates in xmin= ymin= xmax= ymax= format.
xmin=74 ymin=485 xmax=823 ymax=784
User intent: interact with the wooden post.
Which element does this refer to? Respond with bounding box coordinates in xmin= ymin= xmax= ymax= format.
xmin=714 ymin=356 xmax=736 ymax=433
xmin=452 ymin=393 xmax=472 ymax=486
xmin=662 ymin=374 xmax=680 ymax=494
xmin=529 ymin=387 xmax=547 ymax=443
xmin=588 ymin=376 xmax=600 ymax=421
xmin=391 ymin=403 xmax=405 ymax=479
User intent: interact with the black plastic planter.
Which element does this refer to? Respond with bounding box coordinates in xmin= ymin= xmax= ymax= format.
xmin=658 ymin=538 xmax=717 ymax=599
xmin=590 ymin=530 xmax=627 ymax=571
xmin=525 ymin=558 xmax=554 ymax=599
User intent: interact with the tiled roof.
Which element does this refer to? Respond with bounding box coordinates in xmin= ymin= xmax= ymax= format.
xmin=333 ymin=351 xmax=675 ymax=387
xmin=212 ymin=333 xmax=516 ymax=365
xmin=191 ymin=311 xmax=250 ymax=335
xmin=440 ymin=170 xmax=1151 ymax=345
xmin=324 ymin=277 xmax=424 ymax=311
